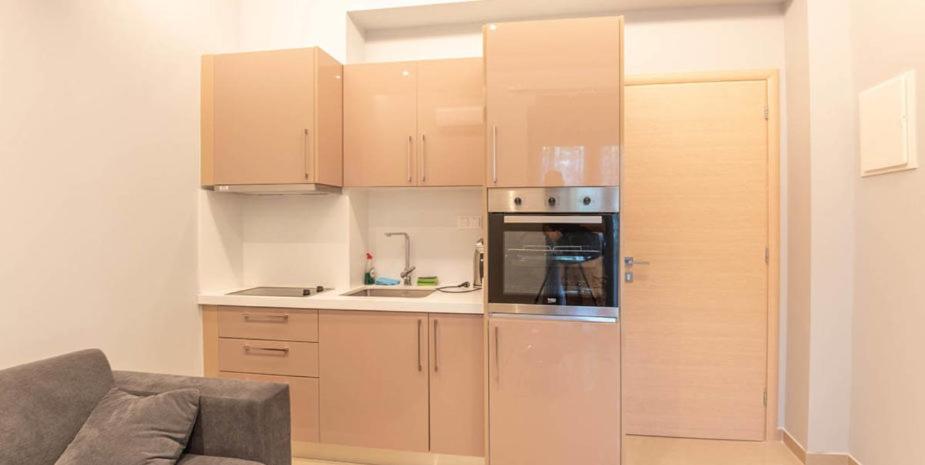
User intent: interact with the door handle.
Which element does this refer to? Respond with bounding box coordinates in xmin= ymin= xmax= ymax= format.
xmin=433 ymin=319 xmax=439 ymax=372
xmin=421 ymin=133 xmax=427 ymax=183
xmin=417 ymin=318 xmax=423 ymax=372
xmin=624 ymin=256 xmax=650 ymax=266
xmin=494 ymin=325 xmax=500 ymax=384
xmin=407 ymin=135 xmax=414 ymax=183
xmin=491 ymin=125 xmax=498 ymax=184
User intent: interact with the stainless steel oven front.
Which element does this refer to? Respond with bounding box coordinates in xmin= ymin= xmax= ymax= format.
xmin=487 ymin=187 xmax=619 ymax=319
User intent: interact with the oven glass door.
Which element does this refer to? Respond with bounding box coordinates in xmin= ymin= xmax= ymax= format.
xmin=488 ymin=213 xmax=618 ymax=311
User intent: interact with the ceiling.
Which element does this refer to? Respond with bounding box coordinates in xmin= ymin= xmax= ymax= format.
xmin=348 ymin=0 xmax=786 ymax=32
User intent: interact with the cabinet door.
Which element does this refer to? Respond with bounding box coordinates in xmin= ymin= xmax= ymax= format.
xmin=313 ymin=48 xmax=343 ymax=186
xmin=488 ymin=316 xmax=621 ymax=465
xmin=484 ymin=17 xmax=623 ymax=187
xmin=319 ymin=311 xmax=429 ymax=451
xmin=429 ymin=314 xmax=485 ymax=457
xmin=212 ymin=49 xmax=315 ymax=185
xmin=218 ymin=371 xmax=320 ymax=443
xmin=417 ymin=58 xmax=485 ymax=186
xmin=344 ymin=62 xmax=418 ymax=187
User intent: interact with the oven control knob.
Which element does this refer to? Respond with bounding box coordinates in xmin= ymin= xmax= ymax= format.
xmin=547 ymin=197 xmax=557 ymax=206
xmin=583 ymin=196 xmax=592 ymax=206
xmin=514 ymin=197 xmax=522 ymax=206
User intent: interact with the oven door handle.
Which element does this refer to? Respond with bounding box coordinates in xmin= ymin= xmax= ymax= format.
xmin=503 ymin=215 xmax=603 ymax=224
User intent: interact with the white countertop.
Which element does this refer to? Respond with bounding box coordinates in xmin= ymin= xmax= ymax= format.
xmin=198 ymin=285 xmax=485 ymax=315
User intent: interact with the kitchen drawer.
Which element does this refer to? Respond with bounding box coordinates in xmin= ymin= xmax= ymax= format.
xmin=219 ymin=338 xmax=319 ymax=377
xmin=218 ymin=307 xmax=318 ymax=342
xmin=218 ymin=371 xmax=320 ymax=442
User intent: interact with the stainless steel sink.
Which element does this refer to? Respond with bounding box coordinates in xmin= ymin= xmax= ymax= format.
xmin=343 ymin=288 xmax=435 ymax=298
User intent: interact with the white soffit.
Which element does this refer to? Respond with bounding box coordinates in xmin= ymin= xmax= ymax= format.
xmin=348 ymin=0 xmax=786 ymax=32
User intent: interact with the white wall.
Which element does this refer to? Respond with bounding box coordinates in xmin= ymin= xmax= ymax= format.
xmin=0 ymin=1 xmax=236 ymax=373
xmin=849 ymin=1 xmax=925 ymax=464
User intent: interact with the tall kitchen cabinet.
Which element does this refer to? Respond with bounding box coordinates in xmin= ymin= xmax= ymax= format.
xmin=318 ymin=311 xmax=484 ymax=456
xmin=488 ymin=316 xmax=621 ymax=465
xmin=484 ymin=16 xmax=624 ymax=187
xmin=344 ymin=58 xmax=484 ymax=187
xmin=201 ymin=47 xmax=343 ymax=189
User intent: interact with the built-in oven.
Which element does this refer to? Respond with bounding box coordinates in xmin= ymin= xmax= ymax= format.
xmin=487 ymin=187 xmax=619 ymax=319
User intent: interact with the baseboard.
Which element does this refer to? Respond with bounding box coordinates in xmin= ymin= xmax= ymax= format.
xmin=292 ymin=440 xmax=485 ymax=465
xmin=778 ymin=429 xmax=862 ymax=465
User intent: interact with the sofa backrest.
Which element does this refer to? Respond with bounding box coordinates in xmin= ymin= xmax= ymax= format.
xmin=0 ymin=349 xmax=114 ymax=465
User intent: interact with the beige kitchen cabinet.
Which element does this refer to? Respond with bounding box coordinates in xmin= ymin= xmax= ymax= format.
xmin=201 ymin=47 xmax=343 ymax=187
xmin=318 ymin=310 xmax=430 ymax=452
xmin=484 ymin=16 xmax=623 ymax=187
xmin=416 ymin=58 xmax=485 ymax=186
xmin=218 ymin=371 xmax=320 ymax=443
xmin=344 ymin=58 xmax=484 ymax=187
xmin=488 ymin=316 xmax=621 ymax=465
xmin=428 ymin=314 xmax=484 ymax=456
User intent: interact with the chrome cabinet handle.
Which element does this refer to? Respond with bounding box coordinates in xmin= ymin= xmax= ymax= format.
xmin=407 ymin=135 xmax=414 ymax=183
xmin=244 ymin=345 xmax=290 ymax=355
xmin=494 ymin=325 xmax=500 ymax=383
xmin=417 ymin=319 xmax=423 ymax=371
xmin=491 ymin=125 xmax=498 ymax=184
xmin=243 ymin=314 xmax=289 ymax=323
xmin=304 ymin=129 xmax=311 ymax=181
xmin=421 ymin=133 xmax=427 ymax=183
xmin=433 ymin=319 xmax=439 ymax=372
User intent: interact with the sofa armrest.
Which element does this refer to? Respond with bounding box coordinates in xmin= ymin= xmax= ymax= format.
xmin=113 ymin=371 xmax=291 ymax=465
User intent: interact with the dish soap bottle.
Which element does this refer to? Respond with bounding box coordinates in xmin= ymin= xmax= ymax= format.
xmin=364 ymin=252 xmax=376 ymax=285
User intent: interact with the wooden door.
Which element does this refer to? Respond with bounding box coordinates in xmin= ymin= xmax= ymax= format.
xmin=484 ymin=16 xmax=623 ymax=187
xmin=429 ymin=314 xmax=484 ymax=457
xmin=318 ymin=310 xmax=429 ymax=452
xmin=212 ymin=49 xmax=315 ymax=185
xmin=622 ymin=79 xmax=770 ymax=441
xmin=218 ymin=371 xmax=320 ymax=443
xmin=344 ymin=62 xmax=418 ymax=187
xmin=313 ymin=48 xmax=343 ymax=186
xmin=488 ymin=316 xmax=621 ymax=465
xmin=417 ymin=58 xmax=485 ymax=186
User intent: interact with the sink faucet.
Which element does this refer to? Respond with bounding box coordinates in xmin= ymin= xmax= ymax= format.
xmin=385 ymin=232 xmax=415 ymax=285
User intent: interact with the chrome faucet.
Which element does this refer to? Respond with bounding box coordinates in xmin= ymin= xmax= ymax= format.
xmin=385 ymin=232 xmax=415 ymax=285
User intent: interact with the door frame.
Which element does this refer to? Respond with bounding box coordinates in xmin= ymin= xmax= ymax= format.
xmin=624 ymin=70 xmax=781 ymax=442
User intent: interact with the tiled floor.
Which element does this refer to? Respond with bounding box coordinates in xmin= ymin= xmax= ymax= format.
xmin=293 ymin=436 xmax=803 ymax=465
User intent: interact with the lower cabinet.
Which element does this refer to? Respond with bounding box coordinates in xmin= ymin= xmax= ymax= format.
xmin=488 ymin=316 xmax=621 ymax=465
xmin=318 ymin=310 xmax=431 ymax=452
xmin=218 ymin=371 xmax=320 ymax=443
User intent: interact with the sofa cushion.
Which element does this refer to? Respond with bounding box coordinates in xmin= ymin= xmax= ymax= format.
xmin=0 ymin=349 xmax=114 ymax=465
xmin=177 ymin=454 xmax=265 ymax=465
xmin=54 ymin=387 xmax=200 ymax=465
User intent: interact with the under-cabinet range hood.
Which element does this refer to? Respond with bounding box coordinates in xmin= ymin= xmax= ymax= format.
xmin=208 ymin=183 xmax=342 ymax=195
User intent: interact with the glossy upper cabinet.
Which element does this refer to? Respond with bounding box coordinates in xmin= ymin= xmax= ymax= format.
xmin=484 ymin=16 xmax=624 ymax=187
xmin=201 ymin=47 xmax=343 ymax=187
xmin=417 ymin=58 xmax=485 ymax=186
xmin=428 ymin=314 xmax=484 ymax=457
xmin=489 ymin=316 xmax=621 ymax=465
xmin=318 ymin=310 xmax=430 ymax=452
xmin=344 ymin=62 xmax=419 ymax=187
xmin=345 ymin=58 xmax=484 ymax=187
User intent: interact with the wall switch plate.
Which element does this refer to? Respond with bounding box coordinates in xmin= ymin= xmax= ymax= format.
xmin=457 ymin=216 xmax=482 ymax=229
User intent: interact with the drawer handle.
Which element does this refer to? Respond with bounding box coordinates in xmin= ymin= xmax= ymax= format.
xmin=243 ymin=314 xmax=289 ymax=323
xmin=244 ymin=345 xmax=290 ymax=356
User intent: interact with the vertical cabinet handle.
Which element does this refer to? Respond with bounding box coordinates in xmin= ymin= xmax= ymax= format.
xmin=417 ymin=318 xmax=423 ymax=372
xmin=407 ymin=135 xmax=414 ymax=183
xmin=491 ymin=125 xmax=498 ymax=184
xmin=433 ymin=319 xmax=439 ymax=372
xmin=304 ymin=129 xmax=311 ymax=181
xmin=494 ymin=325 xmax=500 ymax=383
xmin=421 ymin=133 xmax=427 ymax=183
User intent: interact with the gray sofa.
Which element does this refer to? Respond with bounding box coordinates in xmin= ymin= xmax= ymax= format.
xmin=0 ymin=349 xmax=291 ymax=465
